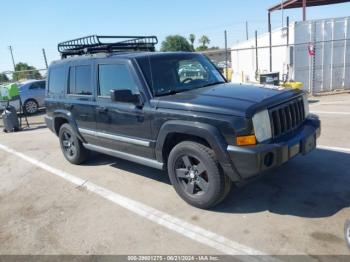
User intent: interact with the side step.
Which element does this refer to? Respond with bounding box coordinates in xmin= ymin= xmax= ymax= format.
xmin=83 ymin=143 xmax=164 ymax=170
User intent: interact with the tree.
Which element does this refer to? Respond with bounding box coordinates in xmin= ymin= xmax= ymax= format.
xmin=0 ymin=73 xmax=9 ymax=83
xmin=198 ymin=35 xmax=211 ymax=50
xmin=195 ymin=46 xmax=208 ymax=52
xmin=189 ymin=34 xmax=196 ymax=48
xmin=12 ymin=62 xmax=42 ymax=81
xmin=161 ymin=35 xmax=194 ymax=52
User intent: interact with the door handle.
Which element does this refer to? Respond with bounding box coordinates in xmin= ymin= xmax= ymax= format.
xmin=96 ymin=106 xmax=108 ymax=113
xmin=64 ymin=104 xmax=73 ymax=110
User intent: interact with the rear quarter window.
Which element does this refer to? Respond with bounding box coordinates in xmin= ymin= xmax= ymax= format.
xmin=68 ymin=65 xmax=92 ymax=96
xmin=48 ymin=67 xmax=66 ymax=97
xmin=29 ymin=81 xmax=46 ymax=90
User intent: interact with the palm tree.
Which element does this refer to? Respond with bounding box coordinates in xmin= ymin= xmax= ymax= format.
xmin=198 ymin=35 xmax=210 ymax=49
xmin=189 ymin=34 xmax=196 ymax=46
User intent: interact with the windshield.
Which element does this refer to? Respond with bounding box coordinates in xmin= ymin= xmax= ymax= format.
xmin=136 ymin=53 xmax=225 ymax=97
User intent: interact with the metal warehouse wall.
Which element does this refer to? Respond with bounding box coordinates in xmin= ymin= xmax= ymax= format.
xmin=293 ymin=17 xmax=350 ymax=93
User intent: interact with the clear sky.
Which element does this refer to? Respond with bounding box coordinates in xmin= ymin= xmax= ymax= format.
xmin=1 ymin=0 xmax=349 ymax=72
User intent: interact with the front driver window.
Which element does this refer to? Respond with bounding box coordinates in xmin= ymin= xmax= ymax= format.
xmin=98 ymin=64 xmax=139 ymax=97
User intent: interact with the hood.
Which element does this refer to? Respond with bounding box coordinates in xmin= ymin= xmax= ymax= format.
xmin=155 ymin=83 xmax=303 ymax=117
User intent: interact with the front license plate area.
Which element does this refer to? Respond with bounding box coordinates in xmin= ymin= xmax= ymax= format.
xmin=302 ymin=135 xmax=316 ymax=155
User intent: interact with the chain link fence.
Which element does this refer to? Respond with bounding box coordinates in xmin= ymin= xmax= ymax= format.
xmin=0 ymin=69 xmax=47 ymax=85
xmin=231 ymin=38 xmax=350 ymax=94
xmin=231 ymin=17 xmax=350 ymax=95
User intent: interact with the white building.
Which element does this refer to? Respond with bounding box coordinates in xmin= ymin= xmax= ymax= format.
xmin=231 ymin=16 xmax=350 ymax=94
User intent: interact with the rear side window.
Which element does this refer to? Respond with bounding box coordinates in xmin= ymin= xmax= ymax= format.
xmin=29 ymin=81 xmax=45 ymax=90
xmin=38 ymin=81 xmax=46 ymax=89
xmin=98 ymin=64 xmax=139 ymax=97
xmin=29 ymin=83 xmax=39 ymax=90
xmin=68 ymin=65 xmax=92 ymax=95
xmin=48 ymin=67 xmax=65 ymax=95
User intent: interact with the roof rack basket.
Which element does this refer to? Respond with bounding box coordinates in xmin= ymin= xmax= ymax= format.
xmin=58 ymin=35 xmax=158 ymax=58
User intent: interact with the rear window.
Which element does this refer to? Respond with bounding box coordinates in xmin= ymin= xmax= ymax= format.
xmin=48 ymin=67 xmax=66 ymax=95
xmin=29 ymin=81 xmax=45 ymax=89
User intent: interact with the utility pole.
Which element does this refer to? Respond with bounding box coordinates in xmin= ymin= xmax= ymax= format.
xmin=281 ymin=0 xmax=284 ymax=27
xmin=286 ymin=16 xmax=290 ymax=81
xmin=302 ymin=0 xmax=307 ymax=21
xmin=8 ymin=46 xmax=16 ymax=71
xmin=224 ymin=30 xmax=229 ymax=80
xmin=286 ymin=16 xmax=290 ymax=46
xmin=245 ymin=21 xmax=249 ymax=40
xmin=255 ymin=30 xmax=259 ymax=80
xmin=268 ymin=12 xmax=272 ymax=72
xmin=42 ymin=48 xmax=48 ymax=69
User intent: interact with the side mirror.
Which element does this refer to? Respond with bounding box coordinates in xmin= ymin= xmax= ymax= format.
xmin=110 ymin=89 xmax=143 ymax=107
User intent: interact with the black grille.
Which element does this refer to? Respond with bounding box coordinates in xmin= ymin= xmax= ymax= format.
xmin=269 ymin=97 xmax=305 ymax=139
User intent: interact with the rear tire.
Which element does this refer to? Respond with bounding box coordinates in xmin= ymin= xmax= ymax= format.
xmin=167 ymin=141 xmax=230 ymax=209
xmin=23 ymin=99 xmax=39 ymax=114
xmin=59 ymin=123 xmax=89 ymax=165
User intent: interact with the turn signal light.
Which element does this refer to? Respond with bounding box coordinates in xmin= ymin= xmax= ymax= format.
xmin=236 ymin=135 xmax=257 ymax=146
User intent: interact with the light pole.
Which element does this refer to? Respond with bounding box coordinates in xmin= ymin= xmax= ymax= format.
xmin=8 ymin=46 xmax=16 ymax=71
xmin=42 ymin=48 xmax=48 ymax=69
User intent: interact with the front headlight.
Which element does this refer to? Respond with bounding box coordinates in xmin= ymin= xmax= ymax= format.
xmin=303 ymin=94 xmax=309 ymax=117
xmin=252 ymin=109 xmax=272 ymax=142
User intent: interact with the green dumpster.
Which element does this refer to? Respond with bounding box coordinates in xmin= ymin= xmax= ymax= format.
xmin=0 ymin=83 xmax=20 ymax=101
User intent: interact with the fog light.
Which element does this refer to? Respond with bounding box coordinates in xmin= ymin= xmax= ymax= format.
xmin=264 ymin=152 xmax=274 ymax=167
xmin=236 ymin=135 xmax=257 ymax=146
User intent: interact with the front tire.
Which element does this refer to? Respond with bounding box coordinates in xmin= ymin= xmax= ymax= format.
xmin=59 ymin=123 xmax=89 ymax=165
xmin=167 ymin=141 xmax=230 ymax=209
xmin=345 ymin=219 xmax=350 ymax=249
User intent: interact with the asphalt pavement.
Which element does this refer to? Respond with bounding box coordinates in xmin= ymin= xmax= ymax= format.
xmin=0 ymin=94 xmax=349 ymax=257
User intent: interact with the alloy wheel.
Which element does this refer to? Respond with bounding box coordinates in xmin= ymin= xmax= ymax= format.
xmin=25 ymin=100 xmax=38 ymax=114
xmin=174 ymin=154 xmax=209 ymax=196
xmin=346 ymin=220 xmax=350 ymax=248
xmin=61 ymin=131 xmax=76 ymax=157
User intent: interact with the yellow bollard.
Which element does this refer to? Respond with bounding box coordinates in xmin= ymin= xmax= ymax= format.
xmin=281 ymin=81 xmax=303 ymax=89
xmin=223 ymin=68 xmax=233 ymax=82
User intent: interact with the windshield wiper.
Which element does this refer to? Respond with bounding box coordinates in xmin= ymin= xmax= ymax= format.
xmin=156 ymin=88 xmax=191 ymax=97
xmin=156 ymin=82 xmax=225 ymax=97
xmin=200 ymin=81 xmax=225 ymax=88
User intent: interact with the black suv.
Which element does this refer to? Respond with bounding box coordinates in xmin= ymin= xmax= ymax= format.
xmin=45 ymin=35 xmax=321 ymax=209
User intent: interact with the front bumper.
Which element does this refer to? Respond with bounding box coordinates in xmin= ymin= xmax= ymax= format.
xmin=227 ymin=116 xmax=321 ymax=179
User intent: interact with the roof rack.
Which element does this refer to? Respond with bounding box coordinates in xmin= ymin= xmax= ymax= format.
xmin=58 ymin=35 xmax=158 ymax=58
